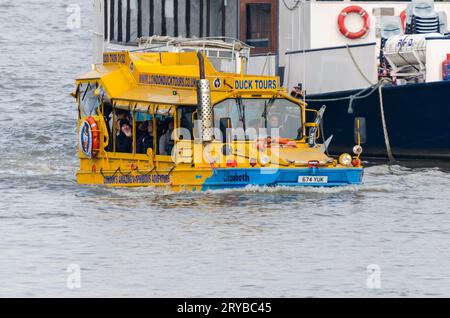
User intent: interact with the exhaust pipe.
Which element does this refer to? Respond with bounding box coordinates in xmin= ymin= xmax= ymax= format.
xmin=196 ymin=51 xmax=213 ymax=142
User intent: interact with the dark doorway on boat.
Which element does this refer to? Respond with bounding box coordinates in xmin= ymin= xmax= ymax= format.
xmin=240 ymin=0 xmax=277 ymax=54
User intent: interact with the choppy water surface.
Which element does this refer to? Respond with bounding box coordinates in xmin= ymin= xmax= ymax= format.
xmin=1 ymin=0 xmax=450 ymax=297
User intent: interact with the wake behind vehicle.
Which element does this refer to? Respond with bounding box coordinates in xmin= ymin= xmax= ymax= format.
xmin=74 ymin=47 xmax=363 ymax=190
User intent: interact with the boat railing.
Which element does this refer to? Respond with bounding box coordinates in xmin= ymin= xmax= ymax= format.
xmin=135 ymin=36 xmax=253 ymax=74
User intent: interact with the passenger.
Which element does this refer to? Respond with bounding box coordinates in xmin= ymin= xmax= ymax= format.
xmin=159 ymin=120 xmax=174 ymax=155
xmin=136 ymin=121 xmax=147 ymax=141
xmin=137 ymin=120 xmax=154 ymax=154
xmin=116 ymin=119 xmax=132 ymax=153
xmin=114 ymin=111 xmax=131 ymax=136
xmin=290 ymin=83 xmax=305 ymax=100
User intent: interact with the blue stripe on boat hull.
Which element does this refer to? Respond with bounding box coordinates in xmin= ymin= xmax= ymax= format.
xmin=201 ymin=168 xmax=363 ymax=190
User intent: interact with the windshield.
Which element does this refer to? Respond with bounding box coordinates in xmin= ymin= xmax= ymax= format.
xmin=213 ymin=98 xmax=302 ymax=140
xmin=79 ymin=83 xmax=100 ymax=116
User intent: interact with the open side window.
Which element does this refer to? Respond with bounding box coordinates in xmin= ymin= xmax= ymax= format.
xmin=178 ymin=106 xmax=196 ymax=141
xmin=156 ymin=115 xmax=175 ymax=156
xmin=135 ymin=112 xmax=155 ymax=155
xmin=112 ymin=108 xmax=133 ymax=153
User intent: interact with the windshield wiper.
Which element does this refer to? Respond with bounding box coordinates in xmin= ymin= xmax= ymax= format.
xmin=262 ymin=96 xmax=276 ymax=128
xmin=236 ymin=97 xmax=246 ymax=132
xmin=81 ymin=83 xmax=91 ymax=102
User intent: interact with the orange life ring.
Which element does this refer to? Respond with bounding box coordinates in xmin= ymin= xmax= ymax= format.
xmin=79 ymin=116 xmax=100 ymax=159
xmin=338 ymin=5 xmax=370 ymax=39
xmin=400 ymin=9 xmax=407 ymax=32
xmin=256 ymin=137 xmax=297 ymax=149
xmin=272 ymin=137 xmax=298 ymax=148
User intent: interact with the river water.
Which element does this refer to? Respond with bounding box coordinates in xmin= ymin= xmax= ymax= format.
xmin=1 ymin=0 xmax=450 ymax=297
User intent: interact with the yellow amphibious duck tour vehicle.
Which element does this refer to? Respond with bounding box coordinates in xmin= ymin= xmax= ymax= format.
xmin=74 ymin=48 xmax=363 ymax=191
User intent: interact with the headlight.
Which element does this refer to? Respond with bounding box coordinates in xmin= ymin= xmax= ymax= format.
xmin=353 ymin=145 xmax=363 ymax=155
xmin=259 ymin=155 xmax=270 ymax=166
xmin=338 ymin=153 xmax=352 ymax=166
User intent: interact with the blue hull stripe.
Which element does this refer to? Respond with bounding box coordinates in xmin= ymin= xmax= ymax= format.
xmin=201 ymin=168 xmax=363 ymax=190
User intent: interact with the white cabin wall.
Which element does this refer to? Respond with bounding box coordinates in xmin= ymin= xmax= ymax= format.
xmin=276 ymin=1 xmax=450 ymax=85
xmin=278 ymin=1 xmax=311 ymax=68
xmin=284 ymin=43 xmax=377 ymax=94
xmin=247 ymin=54 xmax=277 ymax=76
xmin=308 ymin=1 xmax=450 ymax=49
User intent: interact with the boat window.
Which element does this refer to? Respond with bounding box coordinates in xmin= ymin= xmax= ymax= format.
xmin=156 ymin=115 xmax=175 ymax=155
xmin=243 ymin=99 xmax=266 ymax=133
xmin=245 ymin=3 xmax=271 ymax=48
xmin=267 ymin=99 xmax=303 ymax=140
xmin=135 ymin=112 xmax=154 ymax=155
xmin=113 ymin=109 xmax=133 ymax=153
xmin=79 ymin=83 xmax=100 ymax=116
xmin=212 ymin=99 xmax=244 ymax=133
xmin=213 ymin=98 xmax=302 ymax=140
xmin=240 ymin=0 xmax=277 ymax=54
xmin=103 ymin=102 xmax=113 ymax=152
xmin=178 ymin=106 xmax=196 ymax=140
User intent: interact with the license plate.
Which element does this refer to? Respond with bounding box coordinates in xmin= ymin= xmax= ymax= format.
xmin=298 ymin=176 xmax=328 ymax=183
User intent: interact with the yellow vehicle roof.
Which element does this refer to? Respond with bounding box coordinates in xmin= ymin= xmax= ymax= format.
xmin=75 ymin=51 xmax=296 ymax=107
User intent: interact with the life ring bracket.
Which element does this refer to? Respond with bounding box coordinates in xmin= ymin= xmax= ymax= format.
xmin=79 ymin=116 xmax=101 ymax=159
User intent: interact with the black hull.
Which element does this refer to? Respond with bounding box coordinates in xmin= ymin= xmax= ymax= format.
xmin=306 ymin=80 xmax=450 ymax=161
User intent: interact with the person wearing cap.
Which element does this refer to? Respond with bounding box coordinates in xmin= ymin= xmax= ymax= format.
xmin=116 ymin=119 xmax=132 ymax=153
xmin=110 ymin=110 xmax=131 ymax=137
xmin=290 ymin=83 xmax=305 ymax=100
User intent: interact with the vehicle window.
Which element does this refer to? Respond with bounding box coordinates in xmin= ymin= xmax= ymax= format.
xmin=267 ymin=99 xmax=302 ymax=140
xmin=135 ymin=112 xmax=154 ymax=155
xmin=113 ymin=109 xmax=133 ymax=153
xmin=243 ymin=99 xmax=266 ymax=134
xmin=178 ymin=106 xmax=195 ymax=140
xmin=213 ymin=99 xmax=243 ymax=131
xmin=213 ymin=98 xmax=301 ymax=140
xmin=79 ymin=83 xmax=100 ymax=116
xmin=156 ymin=115 xmax=174 ymax=155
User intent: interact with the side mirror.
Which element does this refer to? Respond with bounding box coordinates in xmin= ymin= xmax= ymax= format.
xmin=354 ymin=117 xmax=366 ymax=144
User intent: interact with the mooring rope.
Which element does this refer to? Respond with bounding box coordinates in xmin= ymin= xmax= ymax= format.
xmin=378 ymin=79 xmax=396 ymax=163
xmin=304 ymin=78 xmax=396 ymax=163
xmin=346 ymin=44 xmax=375 ymax=86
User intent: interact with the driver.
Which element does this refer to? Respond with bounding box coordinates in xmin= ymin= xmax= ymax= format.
xmin=267 ymin=114 xmax=282 ymax=138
